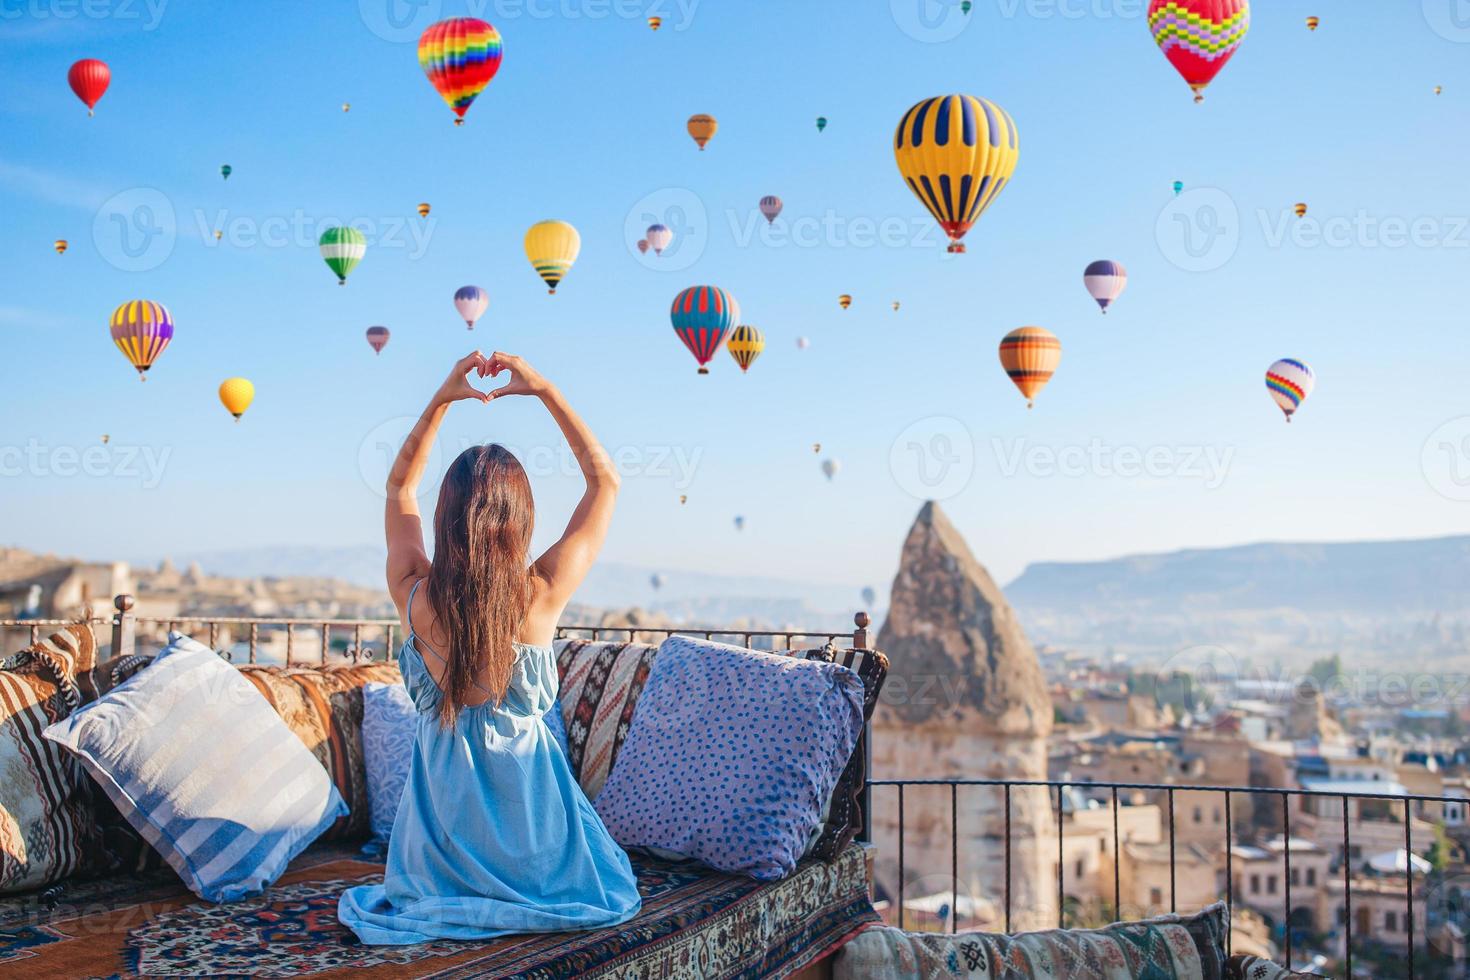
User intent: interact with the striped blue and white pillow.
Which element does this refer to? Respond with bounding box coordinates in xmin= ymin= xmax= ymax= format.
xmin=43 ymin=632 xmax=346 ymax=902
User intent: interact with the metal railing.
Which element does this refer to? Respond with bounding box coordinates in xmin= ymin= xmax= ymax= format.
xmin=869 ymin=777 xmax=1462 ymax=977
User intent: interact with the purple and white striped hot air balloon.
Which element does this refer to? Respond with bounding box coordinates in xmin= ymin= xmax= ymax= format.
xmin=453 ymin=285 xmax=488 ymax=330
xmin=759 ymin=195 xmax=783 ymax=224
xmin=365 ymin=325 xmax=390 ymax=354
xmin=646 ymin=223 xmax=672 ymax=256
xmin=1082 ymin=260 xmax=1127 ymax=314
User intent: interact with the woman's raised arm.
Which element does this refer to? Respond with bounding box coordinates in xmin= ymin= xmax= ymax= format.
xmin=384 ymin=351 xmax=490 ymax=613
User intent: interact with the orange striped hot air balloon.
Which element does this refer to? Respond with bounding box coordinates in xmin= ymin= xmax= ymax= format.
xmin=648 ymin=15 xmax=661 ymax=30
xmin=1294 ymin=203 xmax=1308 ymax=218
xmin=54 ymin=240 xmax=67 ymax=255
xmin=687 ymin=113 xmax=717 ymax=150
xmin=416 ymin=203 xmax=431 ymax=218
xmin=838 ymin=294 xmax=852 ymax=310
xmin=998 ymin=326 xmax=1061 ymax=408
xmin=1306 ymin=16 xmax=1319 ymax=30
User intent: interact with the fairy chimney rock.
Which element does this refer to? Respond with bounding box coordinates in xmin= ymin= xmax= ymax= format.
xmin=876 ymin=501 xmax=1051 ymax=737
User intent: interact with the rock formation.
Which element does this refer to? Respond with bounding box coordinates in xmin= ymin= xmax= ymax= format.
xmin=871 ymin=502 xmax=1056 ymax=930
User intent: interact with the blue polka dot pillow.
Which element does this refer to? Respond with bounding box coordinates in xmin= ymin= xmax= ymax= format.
xmin=593 ymin=636 xmax=865 ymax=880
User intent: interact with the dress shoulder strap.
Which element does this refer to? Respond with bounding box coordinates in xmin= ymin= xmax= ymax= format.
xmin=406 ymin=579 xmax=446 ymax=666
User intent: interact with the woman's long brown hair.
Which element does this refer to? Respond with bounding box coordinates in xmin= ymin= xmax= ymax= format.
xmin=425 ymin=444 xmax=534 ymax=725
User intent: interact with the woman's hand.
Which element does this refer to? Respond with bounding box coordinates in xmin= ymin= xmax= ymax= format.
xmin=433 ymin=351 xmax=491 ymax=406
xmin=486 ymin=352 xmax=551 ymax=400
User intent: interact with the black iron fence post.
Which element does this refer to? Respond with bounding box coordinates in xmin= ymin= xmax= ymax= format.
xmin=110 ymin=594 xmax=135 ymax=658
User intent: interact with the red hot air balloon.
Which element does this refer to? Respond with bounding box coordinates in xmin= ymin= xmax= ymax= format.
xmin=68 ymin=59 xmax=111 ymax=116
xmin=671 ymin=285 xmax=739 ymax=375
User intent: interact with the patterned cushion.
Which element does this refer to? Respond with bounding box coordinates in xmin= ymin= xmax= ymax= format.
xmin=836 ymin=902 xmax=1230 ymax=979
xmin=0 ymin=625 xmax=99 ymax=894
xmin=1227 ymin=954 xmax=1325 ymax=979
xmin=237 ymin=661 xmax=401 ymax=841
xmin=594 ymin=635 xmax=865 ymax=880
xmin=43 ymin=632 xmax=347 ymax=902
xmin=361 ymin=681 xmax=415 ymax=845
xmin=554 ymin=639 xmax=659 ymax=798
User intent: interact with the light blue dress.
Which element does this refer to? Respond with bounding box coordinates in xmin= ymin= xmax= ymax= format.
xmin=338 ymin=582 xmax=642 ymax=944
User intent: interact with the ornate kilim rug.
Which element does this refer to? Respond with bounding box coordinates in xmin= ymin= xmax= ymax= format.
xmin=0 ymin=841 xmax=876 ymax=978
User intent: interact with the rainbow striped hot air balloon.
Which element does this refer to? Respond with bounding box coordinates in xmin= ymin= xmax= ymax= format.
xmin=1148 ymin=0 xmax=1250 ymax=103
xmin=1266 ymin=358 xmax=1314 ymax=422
xmin=727 ymin=324 xmax=764 ymax=373
xmin=646 ymin=223 xmax=672 ymax=256
xmin=524 ymin=221 xmax=580 ymax=294
xmin=110 ymin=300 xmax=174 ymax=380
xmin=418 ymin=18 xmax=503 ymax=126
xmin=671 ymin=285 xmax=739 ymax=375
xmin=1083 ymin=260 xmax=1128 ymax=313
xmin=454 ymin=285 xmax=488 ymax=329
xmin=759 ymin=196 xmax=783 ymax=223
xmin=894 ymin=94 xmax=1020 ymax=254
xmin=319 ymin=226 xmax=365 ymax=285
xmin=998 ymin=326 xmax=1061 ymax=408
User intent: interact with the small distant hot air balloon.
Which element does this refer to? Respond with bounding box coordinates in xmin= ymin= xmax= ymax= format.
xmin=417 ymin=202 xmax=431 ymax=218
xmin=1294 ymin=203 xmax=1308 ymax=218
xmin=1435 ymin=85 xmax=1443 ymax=96
xmin=759 ymin=195 xmax=783 ymax=223
xmin=650 ymin=573 xmax=664 ymax=590
xmin=962 ymin=0 xmax=973 ymax=12
xmin=892 ymin=301 xmax=901 ymax=312
xmin=727 ymin=325 xmax=764 ymax=373
xmin=895 ymin=94 xmax=1019 ymax=254
xmin=1083 ymin=260 xmax=1128 ymax=313
xmin=1306 ymin=15 xmax=1319 ymax=30
xmin=998 ymin=326 xmax=1062 ymax=408
xmin=838 ymin=294 xmax=852 ymax=310
xmin=812 ymin=443 xmax=821 ymax=454
xmin=214 ymin=230 xmax=223 ymax=241
xmin=637 ymin=238 xmax=649 ymax=254
xmin=218 ymin=378 xmax=254 ymax=422
xmin=110 ymin=300 xmax=174 ymax=381
xmin=524 ymin=221 xmax=580 ymax=294
xmin=796 ymin=336 xmax=810 ymax=350
xmin=861 ymin=586 xmax=877 ymax=607
xmin=1266 ymin=358 xmax=1314 ymax=422
xmin=646 ymin=223 xmax=672 ymax=256
xmin=100 ymin=434 xmax=109 ymax=444
xmin=220 ymin=164 xmax=232 ymax=181
xmin=648 ymin=15 xmax=661 ymax=30
xmin=54 ymin=240 xmax=67 ymax=255
xmin=342 ymin=102 xmax=351 ymax=112
xmin=679 ymin=494 xmax=687 ymax=505
xmin=1148 ymin=0 xmax=1250 ymax=103
xmin=821 ymin=459 xmax=840 ymax=481
xmin=419 ymin=18 xmax=503 ymax=125
xmin=687 ymin=113 xmax=717 ymax=150
xmin=1173 ymin=180 xmax=1184 ymax=196
xmin=366 ymin=325 xmax=390 ymax=354
xmin=733 ymin=515 xmax=745 ymax=532
xmin=671 ymin=285 xmax=739 ymax=374
xmin=816 ymin=116 xmax=827 ymax=132
xmin=319 ymin=226 xmax=365 ymax=285
xmin=454 ymin=285 xmax=488 ymax=329
xmin=68 ymin=59 xmax=110 ymax=116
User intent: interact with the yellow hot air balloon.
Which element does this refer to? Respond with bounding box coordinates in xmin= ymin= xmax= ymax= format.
xmin=838 ymin=294 xmax=852 ymax=310
xmin=417 ymin=202 xmax=431 ymax=218
xmin=687 ymin=113 xmax=717 ymax=150
xmin=1306 ymin=16 xmax=1319 ymax=30
xmin=998 ymin=326 xmax=1061 ymax=408
xmin=648 ymin=15 xmax=661 ymax=29
xmin=524 ymin=220 xmax=581 ymax=294
xmin=1294 ymin=203 xmax=1308 ymax=218
xmin=895 ymin=94 xmax=1019 ymax=254
xmin=54 ymin=239 xmax=67 ymax=255
xmin=218 ymin=378 xmax=254 ymax=421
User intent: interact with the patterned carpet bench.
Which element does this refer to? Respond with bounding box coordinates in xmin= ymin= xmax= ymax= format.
xmin=0 ymin=839 xmax=877 ymax=978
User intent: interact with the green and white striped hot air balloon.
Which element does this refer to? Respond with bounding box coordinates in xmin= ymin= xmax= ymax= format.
xmin=319 ymin=226 xmax=366 ymax=286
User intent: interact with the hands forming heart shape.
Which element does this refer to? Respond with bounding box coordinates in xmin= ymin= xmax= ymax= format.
xmin=437 ymin=351 xmax=549 ymax=405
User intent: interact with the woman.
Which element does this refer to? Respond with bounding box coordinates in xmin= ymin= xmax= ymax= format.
xmin=339 ymin=351 xmax=641 ymax=944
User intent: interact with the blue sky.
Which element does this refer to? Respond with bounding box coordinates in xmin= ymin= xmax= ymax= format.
xmin=2 ymin=0 xmax=1469 ymax=591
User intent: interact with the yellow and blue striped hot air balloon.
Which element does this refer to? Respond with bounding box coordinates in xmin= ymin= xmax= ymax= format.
xmin=727 ymin=324 xmax=765 ymax=373
xmin=894 ymin=94 xmax=1020 ymax=254
xmin=524 ymin=220 xmax=581 ymax=294
xmin=110 ymin=300 xmax=174 ymax=380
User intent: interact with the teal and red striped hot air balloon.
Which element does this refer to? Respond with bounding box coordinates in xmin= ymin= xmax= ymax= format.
xmin=671 ymin=285 xmax=739 ymax=375
xmin=418 ymin=18 xmax=503 ymax=126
